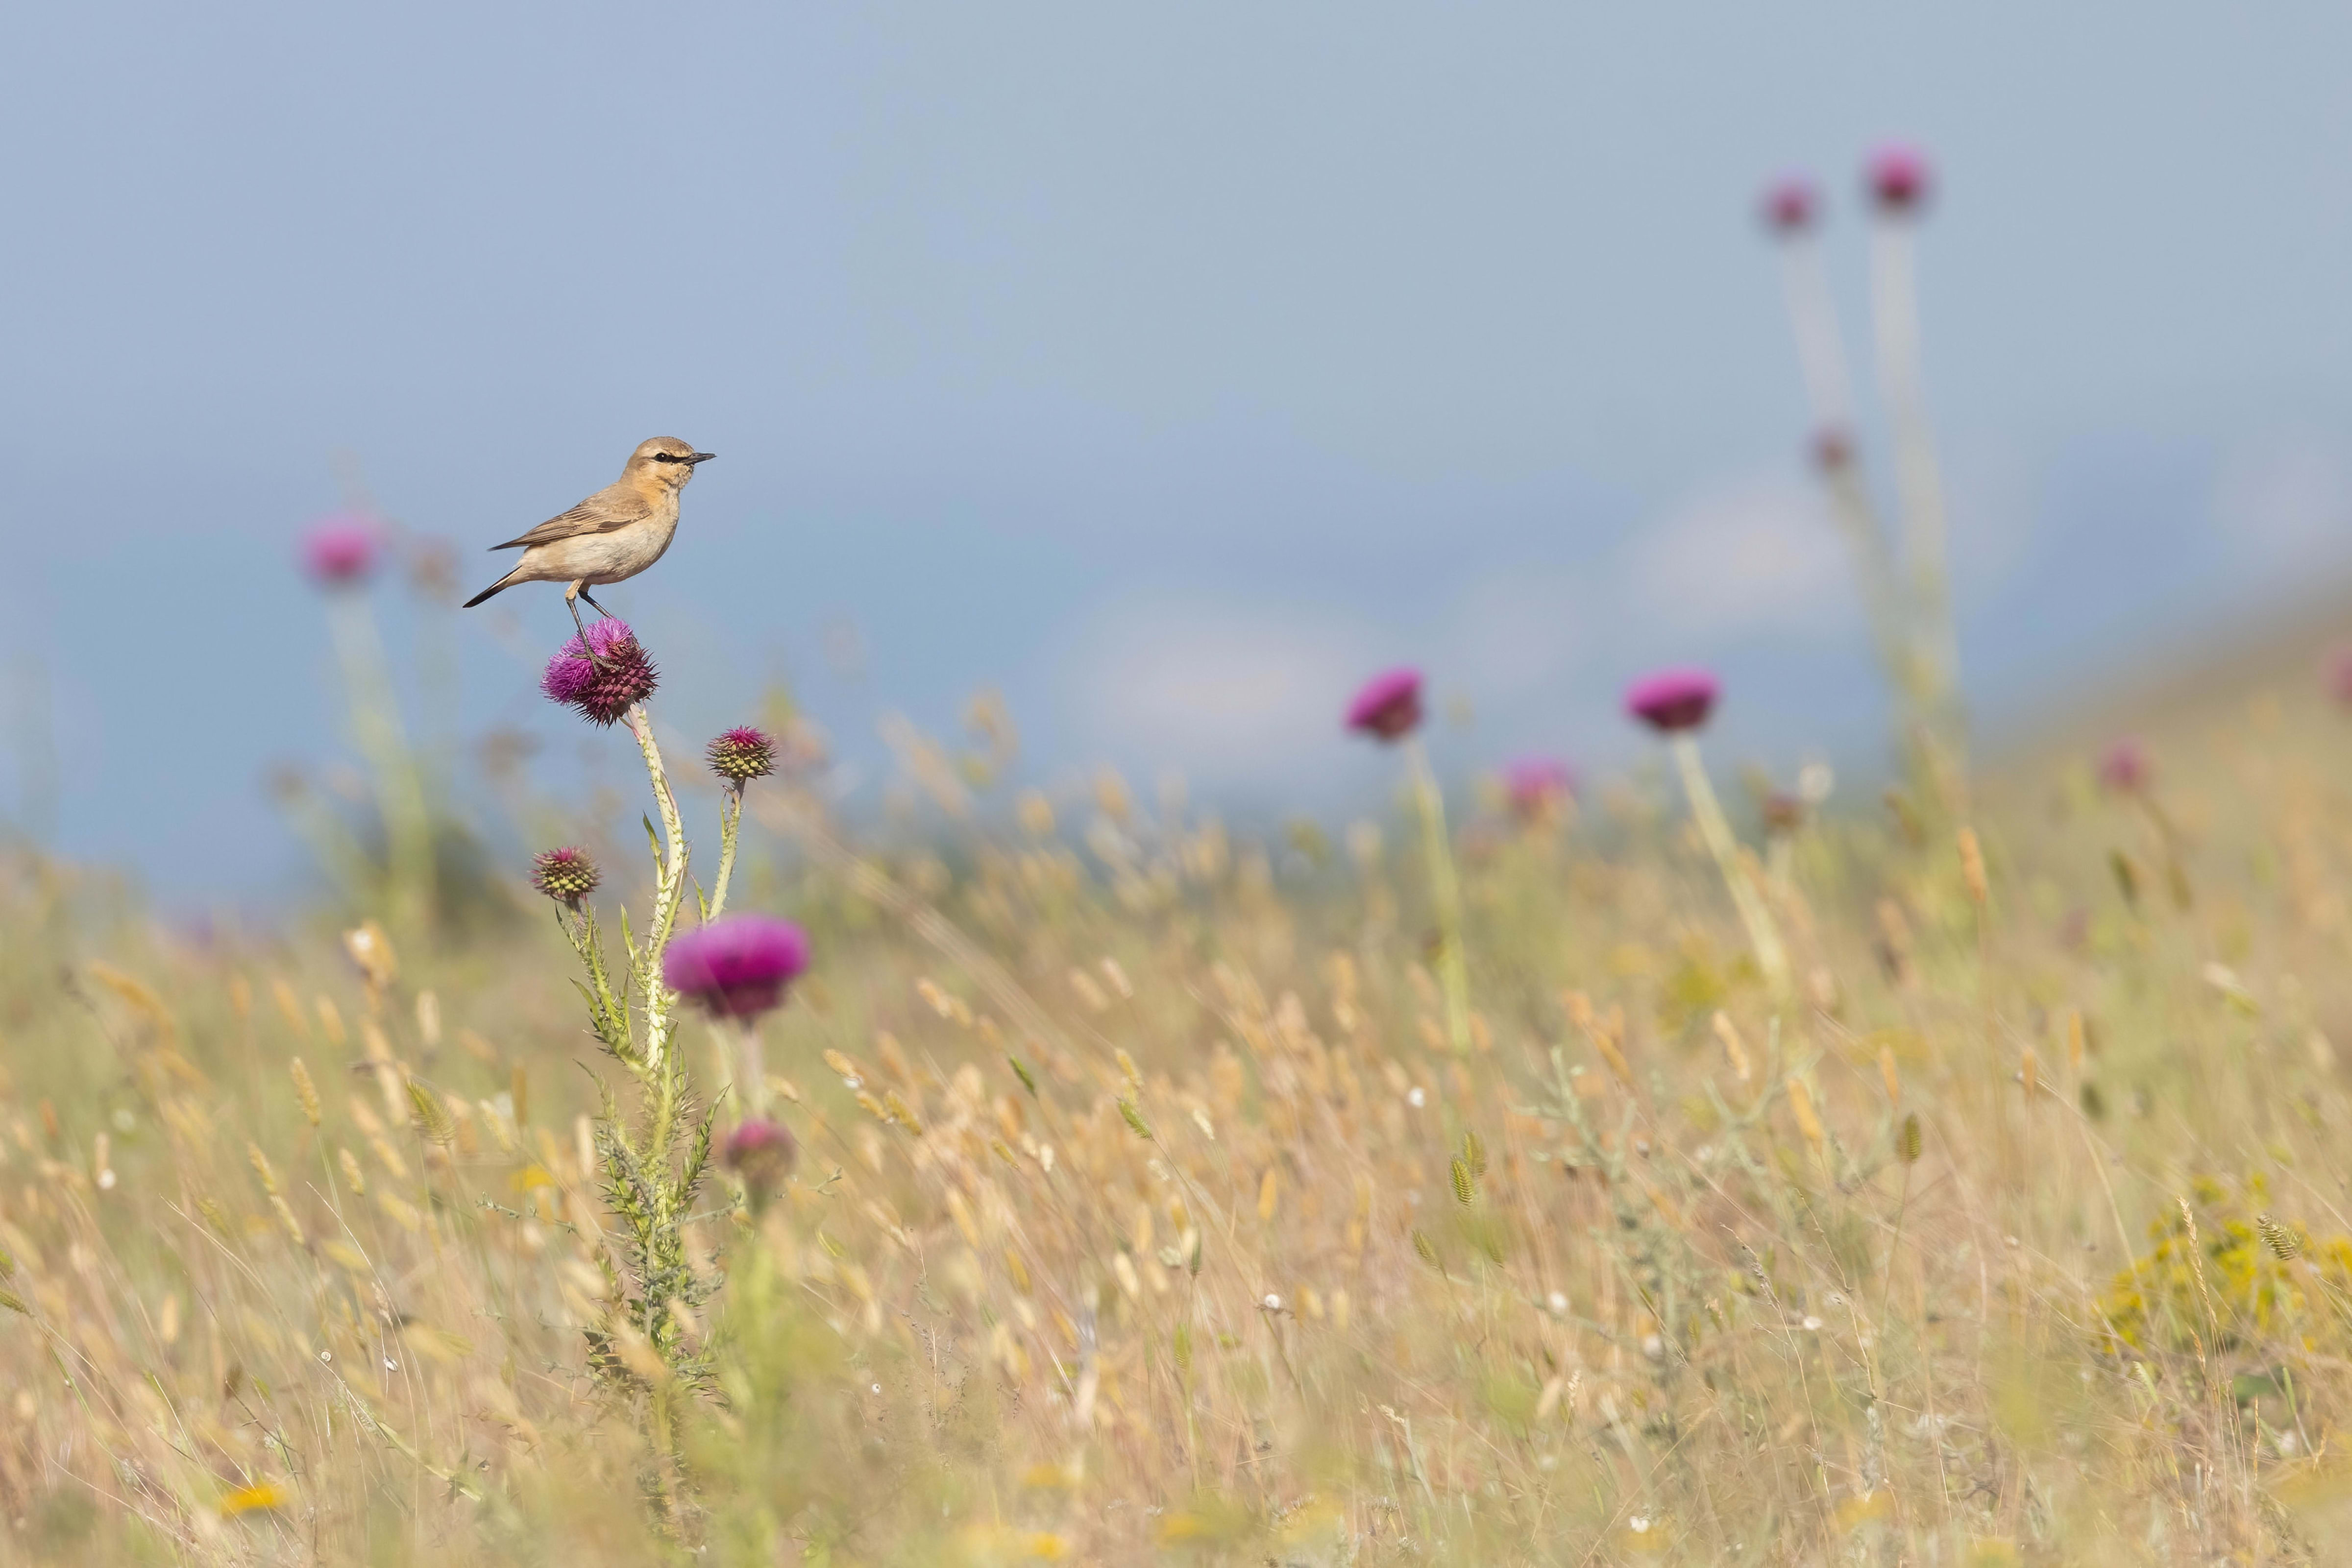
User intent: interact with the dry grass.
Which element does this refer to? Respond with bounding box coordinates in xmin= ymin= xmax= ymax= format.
xmin=9 ymin=677 xmax=2352 ymax=1565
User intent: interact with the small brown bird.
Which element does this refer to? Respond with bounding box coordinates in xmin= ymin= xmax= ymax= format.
xmin=463 ymin=437 xmax=716 ymax=644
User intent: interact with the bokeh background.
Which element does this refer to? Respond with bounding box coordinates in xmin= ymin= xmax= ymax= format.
xmin=5 ymin=0 xmax=2350 ymax=900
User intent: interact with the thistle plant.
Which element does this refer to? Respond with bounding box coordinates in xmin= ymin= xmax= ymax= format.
xmin=529 ymin=628 xmax=799 ymax=1505
xmin=296 ymin=512 xmax=438 ymax=932
xmin=1758 ymin=146 xmax=1966 ymax=811
xmin=663 ymin=910 xmax=808 ymax=1119
xmin=1626 ymin=667 xmax=1791 ymax=1004
xmin=1348 ymin=667 xmax=1472 ymax=1051
xmin=1500 ymin=754 xmax=1576 ymax=829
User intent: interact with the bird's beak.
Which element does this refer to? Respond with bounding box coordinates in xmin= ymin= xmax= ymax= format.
xmin=687 ymin=452 xmax=716 ymax=465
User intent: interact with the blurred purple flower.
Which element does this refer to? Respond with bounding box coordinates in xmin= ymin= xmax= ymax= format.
xmin=300 ymin=515 xmax=379 ymax=587
xmin=2326 ymin=647 xmax=2352 ymax=707
xmin=1760 ymin=175 xmax=1818 ymax=235
xmin=707 ymin=725 xmax=778 ymax=785
xmin=529 ymin=846 xmax=601 ymax=904
xmin=1811 ymin=426 xmax=1855 ymax=473
xmin=1625 ymin=668 xmax=1720 ymax=734
xmin=1502 ymin=756 xmax=1577 ymax=819
xmin=723 ymin=1115 xmax=797 ymax=1190
xmin=2098 ymin=738 xmax=2150 ymax=795
xmin=1346 ymin=668 xmax=1424 ymax=742
xmin=663 ymin=914 xmax=810 ymax=1019
xmin=541 ymin=619 xmax=658 ymax=726
xmin=1865 ymin=143 xmax=1932 ymax=215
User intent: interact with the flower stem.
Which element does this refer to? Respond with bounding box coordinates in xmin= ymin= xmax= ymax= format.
xmin=1869 ymin=217 xmax=1967 ymax=802
xmin=325 ymin=594 xmax=436 ymax=931
xmin=626 ymin=703 xmax=691 ymax=1075
xmin=736 ymin=1018 xmax=769 ymax=1116
xmin=1670 ymin=733 xmax=1792 ymax=1006
xmin=703 ymin=787 xmax=742 ymax=924
xmin=1405 ymin=736 xmax=1472 ymax=1053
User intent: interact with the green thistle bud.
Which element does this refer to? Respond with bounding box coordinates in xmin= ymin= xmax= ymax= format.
xmin=706 ymin=726 xmax=778 ymax=785
xmin=530 ymin=846 xmax=601 ymax=904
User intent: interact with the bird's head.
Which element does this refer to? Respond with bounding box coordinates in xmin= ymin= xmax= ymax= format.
xmin=626 ymin=437 xmax=715 ymax=491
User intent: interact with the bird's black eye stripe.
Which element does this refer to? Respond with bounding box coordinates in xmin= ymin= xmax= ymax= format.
xmin=650 ymin=452 xmax=681 ymax=463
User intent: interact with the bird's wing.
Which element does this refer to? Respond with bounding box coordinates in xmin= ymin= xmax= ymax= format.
xmin=489 ymin=486 xmax=655 ymax=550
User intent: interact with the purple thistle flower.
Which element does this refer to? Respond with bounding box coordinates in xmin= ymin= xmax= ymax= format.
xmin=707 ymin=726 xmax=777 ymax=785
xmin=2097 ymin=738 xmax=2150 ymax=796
xmin=1760 ymin=175 xmax=1819 ymax=236
xmin=1811 ymin=426 xmax=1855 ymax=473
xmin=541 ymin=619 xmax=658 ymax=726
xmin=1865 ymin=143 xmax=1932 ymax=216
xmin=2325 ymin=647 xmax=2352 ymax=708
xmin=1346 ymin=668 xmax=1424 ymax=742
xmin=1625 ymin=668 xmax=1720 ymax=734
xmin=723 ymin=1115 xmax=797 ymax=1194
xmin=529 ymin=846 xmax=601 ymax=903
xmin=663 ymin=914 xmax=810 ymax=1020
xmin=1502 ymin=756 xmax=1577 ymax=819
xmin=300 ymin=515 xmax=379 ymax=587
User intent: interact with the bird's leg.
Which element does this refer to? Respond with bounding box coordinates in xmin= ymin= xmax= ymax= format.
xmin=565 ymin=585 xmax=610 ymax=670
xmin=577 ymin=588 xmax=615 ymax=621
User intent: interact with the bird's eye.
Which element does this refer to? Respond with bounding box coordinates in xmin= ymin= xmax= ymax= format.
xmin=650 ymin=452 xmax=680 ymax=463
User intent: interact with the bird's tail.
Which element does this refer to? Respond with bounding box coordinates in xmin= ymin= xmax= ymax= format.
xmin=463 ymin=572 xmax=516 ymax=609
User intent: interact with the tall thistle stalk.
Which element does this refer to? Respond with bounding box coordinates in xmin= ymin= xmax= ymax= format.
xmin=1759 ymin=152 xmax=1967 ymax=814
xmin=1403 ymin=733 xmax=1473 ymax=1053
xmin=528 ymin=621 xmax=800 ymax=1523
xmin=1628 ymin=668 xmax=1792 ymax=1007
xmin=1866 ymin=147 xmax=1966 ymax=798
xmin=1348 ymin=668 xmax=1472 ymax=1052
xmin=1761 ymin=181 xmax=1924 ymax=749
xmin=303 ymin=517 xmax=438 ymax=932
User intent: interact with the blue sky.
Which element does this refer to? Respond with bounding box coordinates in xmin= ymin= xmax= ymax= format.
xmin=5 ymin=2 xmax=2352 ymax=899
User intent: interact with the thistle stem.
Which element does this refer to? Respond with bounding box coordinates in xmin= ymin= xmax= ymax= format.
xmin=1869 ymin=217 xmax=1967 ymax=797
xmin=1777 ymin=231 xmax=1940 ymax=796
xmin=1404 ymin=736 xmax=1473 ymax=1053
xmin=736 ymin=1018 xmax=769 ymax=1116
xmin=704 ymin=788 xmax=742 ymax=924
xmin=626 ymin=703 xmax=691 ymax=1074
xmin=325 ymin=594 xmax=436 ymax=930
xmin=1669 ymin=733 xmax=1792 ymax=1007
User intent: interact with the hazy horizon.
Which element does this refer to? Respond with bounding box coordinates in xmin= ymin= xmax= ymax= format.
xmin=6 ymin=2 xmax=2352 ymax=902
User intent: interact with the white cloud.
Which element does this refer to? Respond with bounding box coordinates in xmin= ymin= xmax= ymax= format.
xmin=1440 ymin=567 xmax=1588 ymax=700
xmin=2214 ymin=432 xmax=2352 ymax=573
xmin=1055 ymin=597 xmax=1382 ymax=783
xmin=1622 ymin=473 xmax=1852 ymax=636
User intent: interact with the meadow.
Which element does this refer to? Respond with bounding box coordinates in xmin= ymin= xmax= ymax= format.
xmin=10 ymin=159 xmax=2352 ymax=1566
xmin=8 ymin=594 xmax=2352 ymax=1566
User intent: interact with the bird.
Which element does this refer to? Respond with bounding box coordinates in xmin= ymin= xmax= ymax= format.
xmin=462 ymin=437 xmax=716 ymax=648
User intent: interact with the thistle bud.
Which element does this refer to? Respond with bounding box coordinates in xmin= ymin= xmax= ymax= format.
xmin=706 ymin=726 xmax=777 ymax=785
xmin=530 ymin=847 xmax=601 ymax=904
